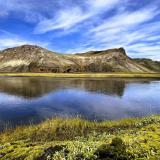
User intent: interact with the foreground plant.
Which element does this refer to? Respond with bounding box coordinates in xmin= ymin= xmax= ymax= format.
xmin=0 ymin=115 xmax=160 ymax=160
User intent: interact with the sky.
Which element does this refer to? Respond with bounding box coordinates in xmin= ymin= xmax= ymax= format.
xmin=0 ymin=0 xmax=160 ymax=60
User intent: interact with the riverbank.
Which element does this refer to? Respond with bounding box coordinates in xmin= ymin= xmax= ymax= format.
xmin=0 ymin=72 xmax=160 ymax=78
xmin=0 ymin=115 xmax=160 ymax=159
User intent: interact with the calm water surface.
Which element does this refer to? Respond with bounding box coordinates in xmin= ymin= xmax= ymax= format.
xmin=0 ymin=77 xmax=160 ymax=131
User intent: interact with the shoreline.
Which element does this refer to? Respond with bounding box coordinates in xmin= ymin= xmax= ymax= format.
xmin=0 ymin=72 xmax=160 ymax=78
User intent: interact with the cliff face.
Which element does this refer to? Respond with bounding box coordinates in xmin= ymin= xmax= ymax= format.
xmin=0 ymin=45 xmax=158 ymax=73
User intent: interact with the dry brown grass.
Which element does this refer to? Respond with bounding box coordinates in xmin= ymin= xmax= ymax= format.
xmin=0 ymin=72 xmax=160 ymax=78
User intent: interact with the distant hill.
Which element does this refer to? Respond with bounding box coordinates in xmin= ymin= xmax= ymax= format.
xmin=134 ymin=58 xmax=160 ymax=72
xmin=0 ymin=45 xmax=159 ymax=73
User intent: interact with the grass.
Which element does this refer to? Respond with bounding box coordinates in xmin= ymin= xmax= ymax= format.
xmin=0 ymin=115 xmax=160 ymax=159
xmin=0 ymin=72 xmax=160 ymax=78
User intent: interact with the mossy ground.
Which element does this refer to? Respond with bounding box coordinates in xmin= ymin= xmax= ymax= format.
xmin=0 ymin=115 xmax=160 ymax=159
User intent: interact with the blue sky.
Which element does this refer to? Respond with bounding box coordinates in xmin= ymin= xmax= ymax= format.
xmin=0 ymin=0 xmax=160 ymax=60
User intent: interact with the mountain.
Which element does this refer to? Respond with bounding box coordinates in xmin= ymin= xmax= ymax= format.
xmin=0 ymin=45 xmax=159 ymax=73
xmin=134 ymin=58 xmax=160 ymax=72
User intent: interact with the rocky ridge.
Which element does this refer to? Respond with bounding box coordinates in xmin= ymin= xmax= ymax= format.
xmin=0 ymin=45 xmax=159 ymax=73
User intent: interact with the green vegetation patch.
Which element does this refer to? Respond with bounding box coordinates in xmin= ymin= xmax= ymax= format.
xmin=0 ymin=73 xmax=160 ymax=78
xmin=0 ymin=115 xmax=160 ymax=159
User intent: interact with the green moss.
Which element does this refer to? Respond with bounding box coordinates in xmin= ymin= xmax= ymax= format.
xmin=0 ymin=115 xmax=160 ymax=159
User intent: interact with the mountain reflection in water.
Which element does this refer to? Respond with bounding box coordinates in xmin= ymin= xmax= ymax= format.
xmin=0 ymin=77 xmax=127 ymax=98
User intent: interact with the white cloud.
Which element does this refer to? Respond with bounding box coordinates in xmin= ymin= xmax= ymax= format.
xmin=65 ymin=46 xmax=97 ymax=54
xmin=0 ymin=38 xmax=29 ymax=49
xmin=0 ymin=37 xmax=50 ymax=50
xmin=0 ymin=0 xmax=47 ymax=22
xmin=86 ymin=0 xmax=119 ymax=12
xmin=34 ymin=0 xmax=120 ymax=34
xmin=0 ymin=30 xmax=50 ymax=50
xmin=34 ymin=7 xmax=91 ymax=34
xmin=90 ymin=7 xmax=158 ymax=38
